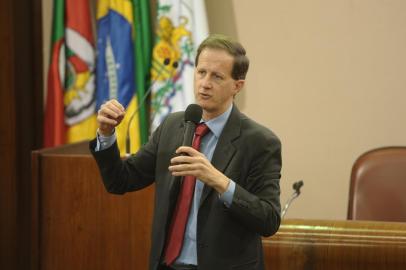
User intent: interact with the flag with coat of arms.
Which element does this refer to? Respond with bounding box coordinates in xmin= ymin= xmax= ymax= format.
xmin=43 ymin=0 xmax=97 ymax=147
xmin=150 ymin=0 xmax=209 ymax=131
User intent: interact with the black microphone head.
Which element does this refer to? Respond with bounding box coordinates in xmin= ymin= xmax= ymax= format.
xmin=293 ymin=180 xmax=303 ymax=192
xmin=184 ymin=104 xmax=202 ymax=124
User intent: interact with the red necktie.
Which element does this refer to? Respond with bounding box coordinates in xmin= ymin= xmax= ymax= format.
xmin=164 ymin=123 xmax=210 ymax=266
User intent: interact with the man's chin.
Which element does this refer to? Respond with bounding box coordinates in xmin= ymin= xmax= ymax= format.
xmin=196 ymin=100 xmax=209 ymax=109
xmin=196 ymin=103 xmax=213 ymax=112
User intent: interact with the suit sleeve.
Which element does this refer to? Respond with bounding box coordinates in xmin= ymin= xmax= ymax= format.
xmin=89 ymin=121 xmax=164 ymax=194
xmin=228 ymin=135 xmax=282 ymax=237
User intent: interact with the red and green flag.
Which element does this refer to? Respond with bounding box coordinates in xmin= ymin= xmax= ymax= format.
xmin=44 ymin=0 xmax=97 ymax=148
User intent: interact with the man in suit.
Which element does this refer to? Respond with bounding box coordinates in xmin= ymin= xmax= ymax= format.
xmin=90 ymin=34 xmax=282 ymax=270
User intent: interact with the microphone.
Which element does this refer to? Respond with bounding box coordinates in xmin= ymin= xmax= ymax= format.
xmin=182 ymin=104 xmax=203 ymax=147
xmin=281 ymin=180 xmax=304 ymax=218
xmin=175 ymin=104 xmax=202 ymax=185
xmin=293 ymin=180 xmax=303 ymax=195
xmin=125 ymin=58 xmax=173 ymax=155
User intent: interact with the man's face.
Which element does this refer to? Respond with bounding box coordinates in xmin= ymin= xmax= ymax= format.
xmin=194 ymin=48 xmax=244 ymax=120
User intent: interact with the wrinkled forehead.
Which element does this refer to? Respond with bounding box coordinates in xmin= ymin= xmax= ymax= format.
xmin=197 ymin=46 xmax=234 ymax=62
xmin=196 ymin=48 xmax=234 ymax=73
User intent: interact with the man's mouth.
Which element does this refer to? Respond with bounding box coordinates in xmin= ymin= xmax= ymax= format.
xmin=198 ymin=93 xmax=211 ymax=99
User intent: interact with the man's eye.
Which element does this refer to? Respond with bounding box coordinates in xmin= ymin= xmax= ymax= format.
xmin=198 ymin=70 xmax=206 ymax=75
xmin=214 ymin=74 xmax=223 ymax=80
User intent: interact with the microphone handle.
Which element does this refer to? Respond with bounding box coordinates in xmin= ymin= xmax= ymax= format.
xmin=182 ymin=121 xmax=197 ymax=147
xmin=175 ymin=120 xmax=197 ymax=185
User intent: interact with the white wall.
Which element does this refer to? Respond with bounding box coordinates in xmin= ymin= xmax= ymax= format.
xmin=207 ymin=0 xmax=406 ymax=219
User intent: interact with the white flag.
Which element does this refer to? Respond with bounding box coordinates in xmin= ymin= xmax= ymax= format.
xmin=150 ymin=0 xmax=209 ymax=131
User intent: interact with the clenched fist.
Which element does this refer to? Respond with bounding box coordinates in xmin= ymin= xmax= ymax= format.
xmin=97 ymin=99 xmax=126 ymax=136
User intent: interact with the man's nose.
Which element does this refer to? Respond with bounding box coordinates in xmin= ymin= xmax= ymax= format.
xmin=201 ymin=75 xmax=212 ymax=88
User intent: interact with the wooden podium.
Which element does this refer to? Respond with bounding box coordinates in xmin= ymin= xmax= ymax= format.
xmin=31 ymin=141 xmax=155 ymax=270
xmin=31 ymin=142 xmax=406 ymax=270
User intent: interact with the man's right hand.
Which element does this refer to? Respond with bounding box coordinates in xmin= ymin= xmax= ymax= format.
xmin=97 ymin=99 xmax=126 ymax=136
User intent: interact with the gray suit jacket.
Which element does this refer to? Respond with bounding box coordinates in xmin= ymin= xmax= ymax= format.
xmin=90 ymin=105 xmax=282 ymax=270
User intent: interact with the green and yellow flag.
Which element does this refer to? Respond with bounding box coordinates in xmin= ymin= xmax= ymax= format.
xmin=96 ymin=0 xmax=152 ymax=154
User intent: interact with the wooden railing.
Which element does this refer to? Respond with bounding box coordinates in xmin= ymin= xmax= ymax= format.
xmin=263 ymin=219 xmax=406 ymax=270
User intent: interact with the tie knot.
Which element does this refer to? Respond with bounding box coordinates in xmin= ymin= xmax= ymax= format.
xmin=195 ymin=123 xmax=210 ymax=137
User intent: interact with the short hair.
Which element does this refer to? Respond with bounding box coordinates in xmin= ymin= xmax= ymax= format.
xmin=195 ymin=34 xmax=250 ymax=80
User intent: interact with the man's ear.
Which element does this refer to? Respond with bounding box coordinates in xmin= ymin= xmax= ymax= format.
xmin=234 ymin=79 xmax=245 ymax=95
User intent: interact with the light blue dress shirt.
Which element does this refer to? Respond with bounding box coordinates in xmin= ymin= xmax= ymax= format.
xmin=96 ymin=104 xmax=236 ymax=266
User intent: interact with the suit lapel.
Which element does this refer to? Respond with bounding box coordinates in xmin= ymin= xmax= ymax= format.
xmin=199 ymin=106 xmax=242 ymax=207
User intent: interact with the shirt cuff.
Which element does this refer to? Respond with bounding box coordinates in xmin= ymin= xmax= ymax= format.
xmin=95 ymin=129 xmax=116 ymax=151
xmin=219 ymin=179 xmax=236 ymax=208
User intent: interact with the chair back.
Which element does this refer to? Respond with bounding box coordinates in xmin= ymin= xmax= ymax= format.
xmin=348 ymin=146 xmax=406 ymax=222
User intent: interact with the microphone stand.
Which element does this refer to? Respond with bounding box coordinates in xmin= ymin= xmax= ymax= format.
xmin=148 ymin=61 xmax=179 ymax=131
xmin=125 ymin=58 xmax=173 ymax=156
xmin=281 ymin=180 xmax=304 ymax=218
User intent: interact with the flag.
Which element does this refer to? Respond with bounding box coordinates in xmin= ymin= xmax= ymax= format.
xmin=44 ymin=0 xmax=97 ymax=147
xmin=96 ymin=0 xmax=151 ymax=154
xmin=133 ymin=0 xmax=152 ymax=145
xmin=150 ymin=0 xmax=209 ymax=131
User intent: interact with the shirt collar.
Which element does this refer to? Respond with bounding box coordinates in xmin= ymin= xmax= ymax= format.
xmin=202 ymin=104 xmax=233 ymax=139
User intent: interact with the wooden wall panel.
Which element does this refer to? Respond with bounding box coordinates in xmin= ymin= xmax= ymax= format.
xmin=15 ymin=1 xmax=43 ymax=269
xmin=0 ymin=0 xmax=43 ymax=269
xmin=0 ymin=0 xmax=17 ymax=268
